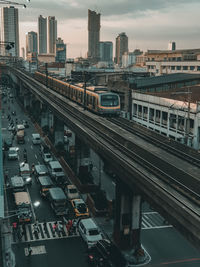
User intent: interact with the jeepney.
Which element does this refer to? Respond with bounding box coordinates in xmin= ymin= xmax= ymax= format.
xmin=14 ymin=192 xmax=32 ymax=222
xmin=47 ymin=187 xmax=68 ymax=216
xmin=38 ymin=176 xmax=54 ymax=198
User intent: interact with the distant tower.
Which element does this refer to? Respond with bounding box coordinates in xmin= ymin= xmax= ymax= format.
xmin=26 ymin=31 xmax=38 ymax=56
xmin=21 ymin=47 xmax=25 ymax=59
xmin=168 ymin=41 xmax=176 ymax=51
xmin=99 ymin=42 xmax=113 ymax=63
xmin=38 ymin=15 xmax=47 ymax=54
xmin=1 ymin=6 xmax=19 ymax=57
xmin=48 ymin=16 xmax=57 ymax=54
xmin=88 ymin=9 xmax=101 ymax=63
xmin=115 ymin=32 xmax=128 ymax=65
xmin=55 ymin=38 xmax=66 ymax=63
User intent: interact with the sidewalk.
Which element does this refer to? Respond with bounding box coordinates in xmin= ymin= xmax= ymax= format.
xmin=1 ymin=221 xmax=15 ymax=267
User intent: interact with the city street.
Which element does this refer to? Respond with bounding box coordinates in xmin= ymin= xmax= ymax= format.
xmin=2 ymin=89 xmax=200 ymax=267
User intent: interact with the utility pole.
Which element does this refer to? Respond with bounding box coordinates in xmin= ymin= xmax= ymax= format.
xmin=45 ymin=63 xmax=48 ymax=88
xmin=83 ymin=71 xmax=87 ymax=110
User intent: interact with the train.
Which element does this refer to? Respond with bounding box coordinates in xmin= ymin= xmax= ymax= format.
xmin=34 ymin=71 xmax=121 ymax=116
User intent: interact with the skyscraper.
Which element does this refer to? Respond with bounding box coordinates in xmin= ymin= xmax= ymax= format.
xmin=26 ymin=31 xmax=38 ymax=56
xmin=168 ymin=41 xmax=176 ymax=51
xmin=88 ymin=9 xmax=101 ymax=63
xmin=38 ymin=15 xmax=47 ymax=54
xmin=55 ymin=38 xmax=66 ymax=63
xmin=99 ymin=42 xmax=113 ymax=63
xmin=1 ymin=6 xmax=19 ymax=57
xmin=48 ymin=16 xmax=57 ymax=54
xmin=115 ymin=32 xmax=128 ymax=65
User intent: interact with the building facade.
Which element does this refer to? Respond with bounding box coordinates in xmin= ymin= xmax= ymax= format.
xmin=38 ymin=15 xmax=47 ymax=54
xmin=146 ymin=49 xmax=200 ymax=76
xmin=99 ymin=41 xmax=113 ymax=63
xmin=115 ymin=32 xmax=128 ymax=66
xmin=55 ymin=38 xmax=66 ymax=63
xmin=122 ymin=49 xmax=143 ymax=68
xmin=88 ymin=9 xmax=101 ymax=63
xmin=48 ymin=16 xmax=57 ymax=54
xmin=26 ymin=31 xmax=38 ymax=57
xmin=132 ymin=92 xmax=200 ymax=150
xmin=168 ymin=41 xmax=176 ymax=51
xmin=1 ymin=6 xmax=19 ymax=57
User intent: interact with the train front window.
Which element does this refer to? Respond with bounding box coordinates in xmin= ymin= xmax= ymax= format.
xmin=100 ymin=95 xmax=119 ymax=107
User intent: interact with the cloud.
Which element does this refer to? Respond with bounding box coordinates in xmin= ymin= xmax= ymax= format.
xmin=18 ymin=0 xmax=200 ymax=57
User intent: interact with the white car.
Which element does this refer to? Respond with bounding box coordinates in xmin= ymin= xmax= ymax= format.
xmin=8 ymin=147 xmax=19 ymax=160
xmin=65 ymin=184 xmax=79 ymax=200
xmin=43 ymin=153 xmax=53 ymax=164
xmin=78 ymin=218 xmax=103 ymax=248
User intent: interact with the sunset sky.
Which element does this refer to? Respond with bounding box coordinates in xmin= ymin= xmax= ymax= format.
xmin=16 ymin=0 xmax=200 ymax=58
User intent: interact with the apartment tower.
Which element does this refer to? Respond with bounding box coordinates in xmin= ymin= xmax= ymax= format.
xmin=1 ymin=6 xmax=19 ymax=56
xmin=38 ymin=15 xmax=47 ymax=54
xmin=115 ymin=32 xmax=128 ymax=65
xmin=26 ymin=31 xmax=38 ymax=56
xmin=88 ymin=9 xmax=101 ymax=63
xmin=48 ymin=16 xmax=57 ymax=54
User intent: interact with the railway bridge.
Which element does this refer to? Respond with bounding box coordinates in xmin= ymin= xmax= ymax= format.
xmin=1 ymin=65 xmax=200 ymax=252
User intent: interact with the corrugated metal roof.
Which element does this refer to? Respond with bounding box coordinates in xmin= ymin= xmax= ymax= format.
xmin=129 ymin=73 xmax=200 ymax=88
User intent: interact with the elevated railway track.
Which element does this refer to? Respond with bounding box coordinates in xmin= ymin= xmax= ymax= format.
xmin=10 ymin=68 xmax=200 ymax=249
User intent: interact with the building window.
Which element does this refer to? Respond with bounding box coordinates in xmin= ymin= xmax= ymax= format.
xmin=177 ymin=57 xmax=182 ymax=61
xmin=190 ymin=66 xmax=195 ymax=70
xmin=176 ymin=66 xmax=181 ymax=70
xmin=171 ymin=66 xmax=175 ymax=70
xmin=197 ymin=66 xmax=200 ymax=71
xmin=183 ymin=66 xmax=188 ymax=70
xmin=172 ymin=57 xmax=176 ymax=61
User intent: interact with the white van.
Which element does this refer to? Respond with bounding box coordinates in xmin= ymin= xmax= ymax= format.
xmin=48 ymin=161 xmax=64 ymax=183
xmin=78 ymin=218 xmax=103 ymax=248
xmin=32 ymin=133 xmax=41 ymax=144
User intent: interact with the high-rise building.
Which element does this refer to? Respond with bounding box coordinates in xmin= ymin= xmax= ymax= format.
xmin=48 ymin=16 xmax=57 ymax=54
xmin=1 ymin=6 xmax=19 ymax=57
xmin=55 ymin=38 xmax=66 ymax=63
xmin=88 ymin=9 xmax=100 ymax=63
xmin=38 ymin=15 xmax=47 ymax=54
xmin=115 ymin=32 xmax=128 ymax=65
xmin=99 ymin=42 xmax=113 ymax=63
xmin=26 ymin=31 xmax=38 ymax=56
xmin=168 ymin=41 xmax=176 ymax=51
xmin=21 ymin=47 xmax=25 ymax=59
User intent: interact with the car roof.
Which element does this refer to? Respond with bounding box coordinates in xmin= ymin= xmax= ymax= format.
xmin=38 ymin=176 xmax=53 ymax=185
xmin=73 ymin=198 xmax=84 ymax=204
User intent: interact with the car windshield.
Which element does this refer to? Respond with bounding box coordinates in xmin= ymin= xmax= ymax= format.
xmin=69 ymin=188 xmax=77 ymax=194
xmin=9 ymin=150 xmax=16 ymax=154
xmin=88 ymin=229 xmax=99 ymax=236
xmin=46 ymin=154 xmax=52 ymax=158
xmin=77 ymin=203 xmax=86 ymax=212
xmin=54 ymin=168 xmax=62 ymax=172
xmin=100 ymin=94 xmax=119 ymax=107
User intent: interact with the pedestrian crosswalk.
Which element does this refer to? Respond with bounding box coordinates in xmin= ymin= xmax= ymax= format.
xmin=12 ymin=221 xmax=79 ymax=243
xmin=142 ymin=212 xmax=172 ymax=229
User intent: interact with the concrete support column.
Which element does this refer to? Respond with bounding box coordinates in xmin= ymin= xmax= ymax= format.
xmin=41 ymin=110 xmax=49 ymax=128
xmin=75 ymin=136 xmax=90 ymax=175
xmin=24 ymin=95 xmax=30 ymax=109
xmin=131 ymin=195 xmax=142 ymax=251
xmin=54 ymin=116 xmax=64 ymax=146
xmin=113 ymin=180 xmax=131 ymax=249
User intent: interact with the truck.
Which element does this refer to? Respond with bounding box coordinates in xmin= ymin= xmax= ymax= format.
xmin=17 ymin=130 xmax=25 ymax=144
xmin=14 ymin=191 xmax=32 ymax=222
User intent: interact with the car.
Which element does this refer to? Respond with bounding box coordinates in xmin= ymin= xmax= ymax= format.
xmin=65 ymin=184 xmax=79 ymax=200
xmin=78 ymin=218 xmax=103 ymax=248
xmin=70 ymin=198 xmax=89 ymax=218
xmin=8 ymin=147 xmax=19 ymax=160
xmin=87 ymin=239 xmax=127 ymax=267
xmin=22 ymin=120 xmax=29 ymax=128
xmin=12 ymin=111 xmax=16 ymax=116
xmin=3 ymin=136 xmax=13 ymax=149
xmin=43 ymin=153 xmax=53 ymax=164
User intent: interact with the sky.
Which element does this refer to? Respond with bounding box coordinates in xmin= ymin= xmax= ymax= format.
xmin=16 ymin=0 xmax=200 ymax=58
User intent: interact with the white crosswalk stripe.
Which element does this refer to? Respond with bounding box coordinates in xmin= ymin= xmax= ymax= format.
xmin=142 ymin=212 xmax=172 ymax=229
xmin=12 ymin=221 xmax=79 ymax=243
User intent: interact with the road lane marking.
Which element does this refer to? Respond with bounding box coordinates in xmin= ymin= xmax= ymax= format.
xmin=31 ymin=145 xmax=33 ymax=149
xmin=35 ymin=155 xmax=38 ymax=159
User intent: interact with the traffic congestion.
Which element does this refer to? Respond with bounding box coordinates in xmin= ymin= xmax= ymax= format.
xmin=2 ymin=86 xmax=129 ymax=267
